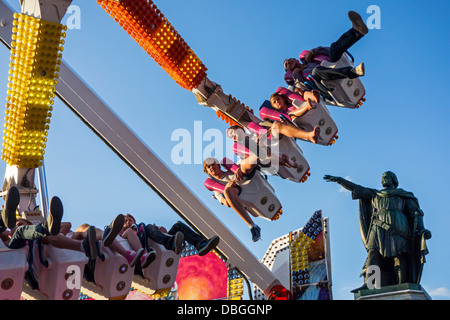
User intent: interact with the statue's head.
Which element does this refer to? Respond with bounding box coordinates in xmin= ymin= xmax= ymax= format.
xmin=381 ymin=171 xmax=398 ymax=189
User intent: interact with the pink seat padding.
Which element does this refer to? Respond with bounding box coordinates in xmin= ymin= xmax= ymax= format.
xmin=232 ymin=142 xmax=252 ymax=157
xmin=204 ymin=178 xmax=225 ymax=193
xmin=221 ymin=157 xmax=239 ymax=173
xmin=259 ymin=107 xmax=293 ymax=123
xmin=275 ymin=87 xmax=304 ymax=103
xmin=299 ymin=50 xmax=330 ymax=63
xmin=247 ymin=122 xmax=272 ymax=140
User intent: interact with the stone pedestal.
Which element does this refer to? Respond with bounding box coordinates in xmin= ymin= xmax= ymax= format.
xmin=354 ymin=283 xmax=431 ymax=300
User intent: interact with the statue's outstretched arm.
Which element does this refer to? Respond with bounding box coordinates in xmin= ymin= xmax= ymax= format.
xmin=323 ymin=175 xmax=358 ymax=192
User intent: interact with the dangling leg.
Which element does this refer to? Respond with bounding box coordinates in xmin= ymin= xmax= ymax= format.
xmin=303 ymin=90 xmax=321 ymax=103
xmin=224 ymin=186 xmax=255 ymax=228
xmin=8 ymin=203 xmax=63 ymax=249
xmin=107 ymin=238 xmax=144 ymax=267
xmin=273 ymin=122 xmax=320 ymax=144
xmin=312 ymin=64 xmax=365 ymax=81
xmin=43 ymin=230 xmax=97 ymax=261
xmin=121 ymin=228 xmax=143 ymax=252
xmin=146 ymin=224 xmax=184 ymax=254
xmin=223 ymin=185 xmax=261 ymax=242
xmin=121 ymin=228 xmax=155 ymax=268
xmin=167 ymin=221 xmax=220 ymax=256
xmin=102 ymin=214 xmax=124 ymax=247
xmin=44 ymin=196 xmax=64 ymax=236
xmin=167 ymin=221 xmax=204 ymax=248
xmin=238 ymin=154 xmax=258 ymax=176
xmin=329 ymin=11 xmax=368 ymax=62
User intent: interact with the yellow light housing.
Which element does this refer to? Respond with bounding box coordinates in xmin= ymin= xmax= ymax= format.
xmin=228 ymin=269 xmax=244 ymax=300
xmin=2 ymin=13 xmax=66 ymax=168
xmin=97 ymin=0 xmax=207 ymax=91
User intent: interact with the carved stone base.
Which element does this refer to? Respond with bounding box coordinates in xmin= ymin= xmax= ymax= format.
xmin=354 ymin=283 xmax=431 ymax=300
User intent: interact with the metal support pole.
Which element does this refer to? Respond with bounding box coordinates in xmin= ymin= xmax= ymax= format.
xmin=37 ymin=162 xmax=49 ymax=218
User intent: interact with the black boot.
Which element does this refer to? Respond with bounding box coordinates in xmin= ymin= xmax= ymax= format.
xmin=1 ymin=186 xmax=20 ymax=229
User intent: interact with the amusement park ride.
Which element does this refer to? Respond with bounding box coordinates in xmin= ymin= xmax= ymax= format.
xmin=0 ymin=0 xmax=365 ymax=300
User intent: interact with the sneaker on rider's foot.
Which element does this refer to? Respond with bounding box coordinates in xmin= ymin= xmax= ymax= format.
xmin=82 ymin=226 xmax=98 ymax=260
xmin=102 ymin=214 xmax=124 ymax=247
xmin=141 ymin=249 xmax=156 ymax=268
xmin=171 ymin=231 xmax=184 ymax=254
xmin=351 ymin=62 xmax=365 ymax=77
xmin=250 ymin=225 xmax=261 ymax=242
xmin=198 ymin=236 xmax=220 ymax=256
xmin=45 ymin=196 xmax=63 ymax=236
xmin=126 ymin=248 xmax=145 ymax=268
xmin=2 ymin=186 xmax=20 ymax=229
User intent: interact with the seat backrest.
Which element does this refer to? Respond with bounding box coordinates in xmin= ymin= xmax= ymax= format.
xmin=31 ymin=243 xmax=88 ymax=300
xmin=0 ymin=243 xmax=29 ymax=300
xmin=142 ymin=236 xmax=180 ymax=291
xmin=237 ymin=171 xmax=283 ymax=221
xmin=91 ymin=244 xmax=133 ymax=298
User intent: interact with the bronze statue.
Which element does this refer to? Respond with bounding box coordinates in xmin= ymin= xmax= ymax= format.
xmin=324 ymin=172 xmax=431 ymax=290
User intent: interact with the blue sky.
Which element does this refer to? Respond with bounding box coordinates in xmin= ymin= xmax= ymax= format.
xmin=0 ymin=0 xmax=449 ymax=300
